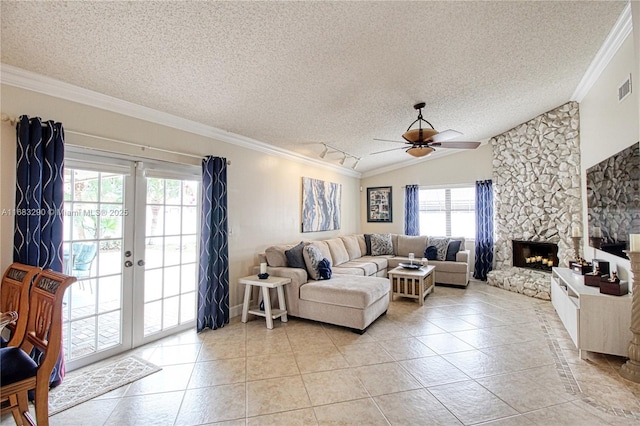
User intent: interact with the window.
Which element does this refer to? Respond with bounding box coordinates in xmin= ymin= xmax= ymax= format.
xmin=419 ymin=186 xmax=475 ymax=238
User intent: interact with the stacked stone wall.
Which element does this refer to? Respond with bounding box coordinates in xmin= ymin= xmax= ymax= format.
xmin=487 ymin=102 xmax=582 ymax=299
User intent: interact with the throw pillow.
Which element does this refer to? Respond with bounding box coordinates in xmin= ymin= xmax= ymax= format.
xmin=364 ymin=234 xmax=372 ymax=255
xmin=303 ymin=245 xmax=325 ymax=280
xmin=446 ymin=240 xmax=463 ymax=261
xmin=425 ymin=245 xmax=438 ymax=260
xmin=428 ymin=237 xmax=450 ymax=261
xmin=285 ymin=241 xmax=306 ymax=269
xmin=370 ymin=233 xmax=394 ymax=256
xmin=318 ymin=258 xmax=332 ymax=280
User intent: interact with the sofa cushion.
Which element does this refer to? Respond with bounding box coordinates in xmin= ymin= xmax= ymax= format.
xmin=354 ymin=256 xmax=389 ymax=272
xmin=428 ymin=237 xmax=450 ymax=261
xmin=370 ymin=233 xmax=393 ymax=256
xmin=265 ymin=244 xmax=293 ymax=267
xmin=356 ymin=235 xmax=367 ymax=256
xmin=333 ymin=261 xmax=377 ymax=276
xmin=446 ymin=240 xmax=463 ymax=261
xmin=340 ymin=235 xmax=362 ymax=260
xmin=308 ymin=241 xmax=333 ymax=264
xmin=299 ymin=275 xmax=389 ymax=309
xmin=326 ymin=238 xmax=350 ymax=266
xmin=396 ymin=235 xmax=428 ymax=257
xmin=285 ymin=241 xmax=307 ymax=269
xmin=304 ymin=245 xmax=325 ymax=280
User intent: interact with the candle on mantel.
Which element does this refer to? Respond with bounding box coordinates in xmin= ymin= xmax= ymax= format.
xmin=572 ymin=226 xmax=581 ymax=237
xmin=260 ymin=262 xmax=267 ymax=274
xmin=630 ymin=234 xmax=640 ymax=252
xmin=593 ymin=227 xmax=602 ymax=238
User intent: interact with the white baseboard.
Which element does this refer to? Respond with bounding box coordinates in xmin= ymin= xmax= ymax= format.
xmin=230 ymin=303 xmax=243 ymax=318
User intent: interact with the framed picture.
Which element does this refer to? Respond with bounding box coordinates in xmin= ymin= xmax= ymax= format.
xmin=301 ymin=177 xmax=342 ymax=232
xmin=367 ymin=186 xmax=392 ymax=222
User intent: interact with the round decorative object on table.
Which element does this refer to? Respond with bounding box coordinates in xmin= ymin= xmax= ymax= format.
xmin=398 ymin=263 xmax=421 ymax=270
xmin=258 ymin=273 xmax=270 ymax=280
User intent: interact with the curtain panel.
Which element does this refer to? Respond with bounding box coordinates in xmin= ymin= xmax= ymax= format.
xmin=474 ymin=179 xmax=494 ymax=281
xmin=14 ymin=115 xmax=65 ymax=272
xmin=198 ymin=156 xmax=230 ymax=331
xmin=13 ymin=115 xmax=66 ymax=387
xmin=404 ymin=184 xmax=420 ymax=236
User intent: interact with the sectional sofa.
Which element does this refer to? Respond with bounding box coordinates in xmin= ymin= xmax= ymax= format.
xmin=257 ymin=234 xmax=470 ymax=332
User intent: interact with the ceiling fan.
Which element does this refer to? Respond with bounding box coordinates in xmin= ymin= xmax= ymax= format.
xmin=372 ymin=102 xmax=481 ymax=157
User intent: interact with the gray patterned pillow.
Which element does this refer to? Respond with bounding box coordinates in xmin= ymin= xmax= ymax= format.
xmin=303 ymin=245 xmax=325 ymax=280
xmin=370 ymin=233 xmax=394 ymax=256
xmin=428 ymin=237 xmax=450 ymax=261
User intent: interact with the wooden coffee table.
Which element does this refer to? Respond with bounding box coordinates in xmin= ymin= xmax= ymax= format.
xmin=388 ymin=265 xmax=435 ymax=305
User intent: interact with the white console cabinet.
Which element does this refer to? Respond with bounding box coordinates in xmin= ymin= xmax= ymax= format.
xmin=551 ymin=267 xmax=632 ymax=359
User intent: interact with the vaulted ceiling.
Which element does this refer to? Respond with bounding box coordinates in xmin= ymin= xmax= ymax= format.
xmin=0 ymin=1 xmax=628 ymax=173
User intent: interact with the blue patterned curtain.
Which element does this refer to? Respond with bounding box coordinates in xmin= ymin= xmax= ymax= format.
xmin=404 ymin=184 xmax=420 ymax=236
xmin=14 ymin=116 xmax=64 ymax=272
xmin=198 ymin=156 xmax=230 ymax=331
xmin=474 ymin=179 xmax=494 ymax=281
xmin=13 ymin=115 xmax=66 ymax=387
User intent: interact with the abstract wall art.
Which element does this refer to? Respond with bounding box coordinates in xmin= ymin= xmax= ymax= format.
xmin=302 ymin=177 xmax=342 ymax=232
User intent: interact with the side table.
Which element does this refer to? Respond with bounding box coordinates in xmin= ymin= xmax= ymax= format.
xmin=239 ymin=275 xmax=291 ymax=329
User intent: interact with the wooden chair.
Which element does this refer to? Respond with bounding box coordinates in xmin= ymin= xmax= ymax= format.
xmin=1 ymin=263 xmax=41 ymax=347
xmin=0 ymin=269 xmax=76 ymax=426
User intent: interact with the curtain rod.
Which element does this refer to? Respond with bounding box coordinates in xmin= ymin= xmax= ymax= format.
xmin=1 ymin=113 xmax=230 ymax=165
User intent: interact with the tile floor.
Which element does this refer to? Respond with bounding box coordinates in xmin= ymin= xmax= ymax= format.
xmin=3 ymin=280 xmax=640 ymax=425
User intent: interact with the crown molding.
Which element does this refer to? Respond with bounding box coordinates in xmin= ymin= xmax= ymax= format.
xmin=571 ymin=2 xmax=633 ymax=102
xmin=1 ymin=64 xmax=361 ymax=178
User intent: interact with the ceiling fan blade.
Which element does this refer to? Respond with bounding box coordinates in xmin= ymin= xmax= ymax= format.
xmin=430 ymin=141 xmax=481 ymax=149
xmin=430 ymin=129 xmax=463 ymax=143
xmin=373 ymin=138 xmax=407 ymax=144
xmin=370 ymin=146 xmax=406 ymax=155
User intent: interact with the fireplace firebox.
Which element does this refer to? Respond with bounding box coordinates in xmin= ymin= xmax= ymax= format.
xmin=512 ymin=240 xmax=559 ymax=272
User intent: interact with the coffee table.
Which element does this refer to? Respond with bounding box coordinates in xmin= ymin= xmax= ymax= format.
xmin=388 ymin=265 xmax=435 ymax=305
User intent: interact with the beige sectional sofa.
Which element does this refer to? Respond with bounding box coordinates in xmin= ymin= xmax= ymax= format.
xmin=258 ymin=234 xmax=470 ymax=332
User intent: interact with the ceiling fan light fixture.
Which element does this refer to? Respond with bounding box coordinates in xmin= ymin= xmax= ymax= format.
xmin=406 ymin=146 xmax=434 ymax=158
xmin=402 ymin=128 xmax=439 ymax=144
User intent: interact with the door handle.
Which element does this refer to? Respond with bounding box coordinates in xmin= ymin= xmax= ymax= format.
xmin=137 ymin=260 xmax=145 ymax=266
xmin=124 ymin=260 xmax=133 ymax=267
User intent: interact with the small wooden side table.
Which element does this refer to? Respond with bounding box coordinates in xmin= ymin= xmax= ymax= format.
xmin=239 ymin=275 xmax=291 ymax=329
xmin=388 ymin=265 xmax=435 ymax=306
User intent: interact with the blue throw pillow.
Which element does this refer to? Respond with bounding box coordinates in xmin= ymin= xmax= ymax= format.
xmin=364 ymin=234 xmax=372 ymax=256
xmin=425 ymin=245 xmax=438 ymax=260
xmin=285 ymin=241 xmax=306 ymax=269
xmin=318 ymin=258 xmax=332 ymax=280
xmin=446 ymin=240 xmax=463 ymax=261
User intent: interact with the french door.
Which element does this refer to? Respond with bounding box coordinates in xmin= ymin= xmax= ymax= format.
xmin=62 ymin=152 xmax=200 ymax=370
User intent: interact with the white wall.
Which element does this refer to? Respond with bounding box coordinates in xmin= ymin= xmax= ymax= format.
xmin=579 ymin=33 xmax=639 ymax=282
xmin=0 ymin=85 xmax=361 ymax=311
xmin=360 ymin=143 xmax=493 ymax=236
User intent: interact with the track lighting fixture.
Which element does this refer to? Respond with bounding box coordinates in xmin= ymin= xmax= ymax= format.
xmin=318 ymin=143 xmax=360 ymax=170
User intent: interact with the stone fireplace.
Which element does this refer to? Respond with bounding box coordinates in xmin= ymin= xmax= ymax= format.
xmin=487 ymin=102 xmax=582 ymax=300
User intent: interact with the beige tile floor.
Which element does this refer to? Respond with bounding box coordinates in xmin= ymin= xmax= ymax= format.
xmin=3 ymin=280 xmax=640 ymax=425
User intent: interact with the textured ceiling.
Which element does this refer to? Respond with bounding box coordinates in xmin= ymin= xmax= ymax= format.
xmin=0 ymin=1 xmax=627 ymax=173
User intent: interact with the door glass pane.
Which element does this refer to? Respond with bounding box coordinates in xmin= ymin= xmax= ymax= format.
xmin=143 ymin=177 xmax=199 ymax=337
xmin=63 ymin=168 xmax=126 ymax=362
